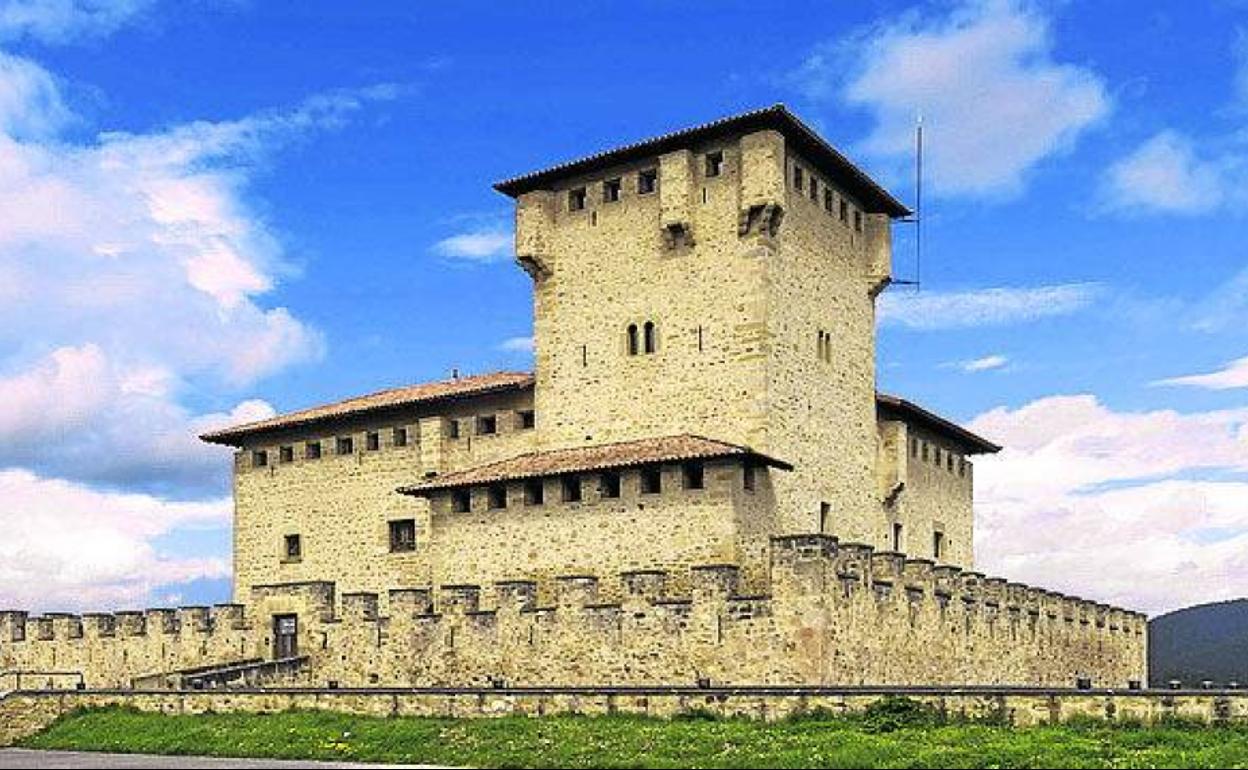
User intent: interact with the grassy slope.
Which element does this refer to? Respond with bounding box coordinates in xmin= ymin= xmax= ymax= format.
xmin=21 ymin=706 xmax=1248 ymax=769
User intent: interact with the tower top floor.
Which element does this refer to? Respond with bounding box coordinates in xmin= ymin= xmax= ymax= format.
xmin=493 ymin=103 xmax=910 ymax=219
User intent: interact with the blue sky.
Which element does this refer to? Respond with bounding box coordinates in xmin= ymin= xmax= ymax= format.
xmin=0 ymin=0 xmax=1244 ymax=614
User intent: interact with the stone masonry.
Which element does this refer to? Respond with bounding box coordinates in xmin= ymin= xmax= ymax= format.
xmin=0 ymin=105 xmax=1145 ymax=691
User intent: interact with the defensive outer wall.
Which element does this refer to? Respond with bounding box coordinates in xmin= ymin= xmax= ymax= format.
xmin=6 ymin=687 xmax=1248 ymax=746
xmin=2 ymin=536 xmax=1145 ymax=693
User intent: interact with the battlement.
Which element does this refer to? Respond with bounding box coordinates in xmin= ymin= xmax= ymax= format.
xmin=285 ymin=533 xmax=1144 ymax=688
xmin=0 ymin=602 xmax=256 ymax=645
xmin=0 ymin=535 xmax=1144 ymax=661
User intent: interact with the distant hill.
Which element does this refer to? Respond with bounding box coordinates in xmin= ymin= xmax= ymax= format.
xmin=1149 ymin=599 xmax=1248 ymax=687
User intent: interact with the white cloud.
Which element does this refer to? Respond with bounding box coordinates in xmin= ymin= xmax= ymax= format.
xmin=0 ymin=36 xmax=394 ymax=606
xmin=796 ymin=0 xmax=1109 ymax=198
xmin=961 ymin=354 xmax=1008 ymax=372
xmin=0 ymin=56 xmax=397 ymax=495
xmin=498 ymin=335 xmax=534 ymax=354
xmin=0 ymin=467 xmax=230 ymax=611
xmin=0 ymin=344 xmax=275 ymax=493
xmin=879 ymin=283 xmax=1099 ymax=330
xmin=1099 ymin=30 xmax=1248 ymax=217
xmin=0 ymin=49 xmax=71 ymax=138
xmin=1193 ymin=265 xmax=1248 ymax=332
xmin=970 ymin=395 xmax=1248 ymax=614
xmin=0 ymin=0 xmax=154 ymax=44
xmin=0 ymin=67 xmax=401 ymax=391
xmin=1154 ymin=355 xmax=1248 ymax=390
xmin=432 ymin=228 xmax=512 ymax=262
xmin=1100 ymin=131 xmax=1236 ymax=215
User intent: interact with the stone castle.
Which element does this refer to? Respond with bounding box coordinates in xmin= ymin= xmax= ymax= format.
xmin=0 ymin=105 xmax=1147 ymax=691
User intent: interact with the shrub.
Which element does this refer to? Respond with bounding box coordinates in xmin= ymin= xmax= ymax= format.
xmin=857 ymin=696 xmax=942 ymax=732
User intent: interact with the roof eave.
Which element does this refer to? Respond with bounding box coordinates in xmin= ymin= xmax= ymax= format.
xmin=493 ymin=104 xmax=911 ymax=218
xmin=398 ymin=448 xmax=793 ymax=497
xmin=876 ymin=394 xmax=1001 ymax=455
xmin=199 ymin=375 xmax=535 ymax=448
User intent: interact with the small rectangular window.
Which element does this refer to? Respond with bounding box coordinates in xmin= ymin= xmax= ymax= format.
xmin=909 ymin=437 xmax=918 ymax=458
xmin=921 ymin=442 xmax=929 ymax=462
xmin=393 ymin=427 xmax=408 ymax=447
xmin=809 ymin=177 xmax=819 ymax=200
xmin=599 ymin=471 xmax=621 ymax=499
xmin=336 ymin=436 xmax=354 ymax=455
xmin=477 ymin=415 xmax=497 ymax=436
xmin=854 ymin=210 xmax=863 ymax=232
xmin=523 ymin=478 xmax=544 ymax=506
xmin=640 ymin=465 xmax=662 ymax=495
xmin=743 ymin=463 xmax=756 ymax=492
xmin=839 ymin=199 xmax=849 ymax=224
xmin=891 ymin=522 xmax=903 ymax=552
xmin=448 ymin=420 xmax=460 ymax=440
xmin=451 ymin=489 xmax=471 ymax=513
xmin=561 ymin=475 xmax=582 ymax=503
xmin=603 ymin=177 xmax=621 ymax=203
xmin=568 ymin=187 xmax=587 ymax=211
xmin=305 ymin=441 xmax=322 ymax=460
xmin=365 ymin=432 xmax=380 ymax=451
xmin=279 ymin=445 xmax=294 ymax=464
xmin=638 ymin=168 xmax=657 ymax=194
xmin=487 ymin=484 xmax=508 ymax=510
xmin=947 ymin=453 xmax=955 ymax=472
xmin=824 ymin=188 xmax=834 ymax=212
xmin=933 ymin=530 xmax=945 ymax=560
xmin=959 ymin=458 xmax=968 ymax=478
xmin=284 ymin=534 xmax=302 ymax=561
xmin=389 ymin=519 xmax=417 ymax=553
xmin=517 ymin=410 xmax=535 ymax=430
xmin=820 ymin=502 xmax=831 ymax=534
xmin=253 ymin=450 xmax=268 ymax=468
xmin=704 ymin=151 xmax=723 ymax=178
xmin=793 ymin=165 xmax=804 ymax=189
xmin=681 ymin=461 xmax=704 ymax=490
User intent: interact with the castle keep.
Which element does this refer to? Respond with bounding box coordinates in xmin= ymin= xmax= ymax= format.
xmin=0 ymin=106 xmax=1147 ymax=691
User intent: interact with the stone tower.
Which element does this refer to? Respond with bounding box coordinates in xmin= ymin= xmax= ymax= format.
xmin=496 ymin=105 xmax=911 ymax=541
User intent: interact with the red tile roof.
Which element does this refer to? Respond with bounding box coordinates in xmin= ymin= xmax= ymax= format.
xmin=399 ymin=434 xmax=792 ymax=495
xmin=199 ymin=372 xmax=534 ymax=445
xmin=198 ymin=366 xmax=997 ymax=458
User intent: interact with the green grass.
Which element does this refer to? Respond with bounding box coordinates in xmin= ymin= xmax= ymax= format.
xmin=21 ymin=699 xmax=1248 ymax=768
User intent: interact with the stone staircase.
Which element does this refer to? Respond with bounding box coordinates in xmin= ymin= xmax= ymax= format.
xmin=131 ymin=656 xmax=309 ymax=690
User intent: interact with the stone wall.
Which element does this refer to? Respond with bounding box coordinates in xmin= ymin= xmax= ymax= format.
xmin=0 ymin=605 xmax=255 ymax=690
xmin=5 ymin=686 xmax=1248 ymax=748
xmin=0 ymin=535 xmax=1146 ymax=692
xmin=231 ymin=388 xmax=538 ymax=602
xmin=765 ymin=145 xmax=886 ymax=544
xmin=421 ymin=458 xmax=779 ymax=598
xmin=521 ymin=133 xmax=774 ymax=456
xmin=512 ymin=124 xmax=950 ymax=562
xmin=876 ymin=420 xmax=976 ymax=568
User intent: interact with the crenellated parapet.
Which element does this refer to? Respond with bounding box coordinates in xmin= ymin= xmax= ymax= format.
xmin=0 ymin=531 xmax=1146 ymax=691
xmin=0 ymin=598 xmax=268 ymax=690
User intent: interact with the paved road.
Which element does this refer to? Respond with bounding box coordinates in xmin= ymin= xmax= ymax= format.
xmin=0 ymin=748 xmax=451 ymax=768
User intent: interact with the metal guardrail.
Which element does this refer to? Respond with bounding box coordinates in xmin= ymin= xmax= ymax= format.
xmin=181 ymin=656 xmax=308 ymax=689
xmin=8 ymin=682 xmax=1248 ymax=697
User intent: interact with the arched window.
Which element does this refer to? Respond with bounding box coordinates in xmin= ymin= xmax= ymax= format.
xmin=627 ymin=324 xmax=639 ymax=356
xmin=818 ymin=329 xmax=833 ymax=362
xmin=643 ymin=321 xmax=657 ymax=354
